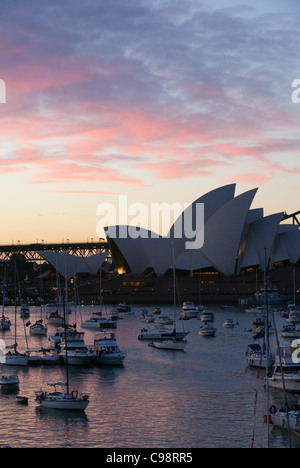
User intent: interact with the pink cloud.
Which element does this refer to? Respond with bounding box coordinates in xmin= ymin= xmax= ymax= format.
xmin=226 ymin=173 xmax=271 ymax=186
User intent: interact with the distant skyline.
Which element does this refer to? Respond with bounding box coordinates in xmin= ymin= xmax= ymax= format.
xmin=0 ymin=0 xmax=299 ymax=243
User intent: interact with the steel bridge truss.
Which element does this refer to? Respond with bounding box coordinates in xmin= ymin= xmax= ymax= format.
xmin=0 ymin=241 xmax=110 ymax=263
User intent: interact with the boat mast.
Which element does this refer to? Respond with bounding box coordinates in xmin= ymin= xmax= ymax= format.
xmin=2 ymin=268 xmax=5 ymax=320
xmin=63 ymin=255 xmax=69 ymax=395
xmin=264 ymin=248 xmax=270 ymax=448
xmin=14 ymin=262 xmax=17 ymax=348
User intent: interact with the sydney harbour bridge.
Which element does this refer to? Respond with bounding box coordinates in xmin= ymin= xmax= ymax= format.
xmin=0 ymin=210 xmax=298 ymax=265
xmin=0 ymin=240 xmax=110 ymax=263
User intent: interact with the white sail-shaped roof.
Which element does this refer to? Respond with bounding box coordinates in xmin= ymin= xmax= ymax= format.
xmin=238 ymin=212 xmax=283 ymax=271
xmin=199 ymin=189 xmax=257 ymax=276
xmin=105 ymin=226 xmax=151 ymax=275
xmin=104 ymin=184 xmax=299 ymax=276
xmin=38 ymin=251 xmax=109 ymax=278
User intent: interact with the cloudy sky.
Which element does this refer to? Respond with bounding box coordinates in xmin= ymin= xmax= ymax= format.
xmin=0 ymin=0 xmax=299 ymax=243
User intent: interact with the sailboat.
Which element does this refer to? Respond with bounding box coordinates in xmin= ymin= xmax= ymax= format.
xmin=152 ymin=244 xmax=188 ymax=351
xmin=35 ymin=268 xmax=90 ymax=410
xmin=245 ymin=260 xmax=275 ymax=369
xmin=4 ymin=264 xmax=28 ymax=366
xmin=30 ymin=273 xmax=47 ymax=336
xmin=46 ymin=274 xmax=64 ymax=325
xmin=35 ymin=382 xmax=89 ymax=410
xmin=0 ymin=271 xmax=11 ymax=331
xmin=81 ymin=265 xmax=116 ymax=330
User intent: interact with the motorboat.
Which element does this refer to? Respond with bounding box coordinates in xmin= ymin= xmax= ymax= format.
xmin=20 ymin=304 xmax=30 ymax=318
xmin=199 ymin=311 xmax=215 ymax=322
xmin=49 ymin=329 xmax=65 ymax=347
xmin=156 ymin=315 xmax=173 ymax=325
xmin=117 ymin=302 xmax=131 ymax=313
xmin=139 ymin=309 xmax=148 ymax=318
xmin=81 ymin=316 xmax=117 ymax=329
xmin=253 ymin=317 xmax=273 ymax=334
xmin=30 ymin=320 xmax=47 ymax=336
xmin=180 ymin=302 xmax=198 ymax=319
xmin=245 ymin=343 xmax=274 ymax=369
xmin=223 ymin=319 xmax=235 ymax=328
xmin=281 ymin=323 xmax=300 ymax=339
xmin=93 ymin=331 xmax=125 ymax=365
xmin=270 ymin=407 xmax=300 ymax=433
xmin=107 ymin=310 xmax=119 ymax=321
xmin=46 ymin=310 xmax=64 ymax=326
xmin=0 ymin=369 xmax=19 ymax=387
xmin=40 ymin=348 xmax=61 ymax=365
xmin=151 ymin=338 xmax=187 ymax=351
xmin=16 ymin=396 xmax=28 ymax=404
xmin=142 ymin=314 xmax=155 ymax=323
xmin=138 ymin=325 xmax=188 ymax=341
xmin=35 ymin=382 xmax=89 ymax=411
xmin=59 ymin=329 xmax=93 ymax=366
xmin=198 ymin=322 xmax=216 ymax=337
xmin=0 ymin=315 xmax=11 ymax=331
xmin=241 ymin=287 xmax=291 ymax=306
xmin=63 ymin=349 xmax=93 ymax=366
xmin=268 ymin=344 xmax=300 ymax=393
xmin=286 ymin=310 xmax=300 ymax=324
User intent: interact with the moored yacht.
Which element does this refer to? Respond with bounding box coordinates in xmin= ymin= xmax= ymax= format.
xmin=281 ymin=323 xmax=300 ymax=339
xmin=20 ymin=304 xmax=30 ymax=318
xmin=0 ymin=369 xmax=19 ymax=387
xmin=81 ymin=315 xmax=116 ymax=329
xmin=223 ymin=319 xmax=234 ymax=328
xmin=46 ymin=310 xmax=64 ymax=326
xmin=151 ymin=338 xmax=187 ymax=351
xmin=198 ymin=322 xmax=216 ymax=337
xmin=5 ymin=348 xmax=29 ymax=366
xmin=180 ymin=301 xmax=198 ymax=319
xmin=0 ymin=315 xmax=11 ymax=331
xmin=138 ymin=325 xmax=188 ymax=341
xmin=199 ymin=311 xmax=215 ymax=322
xmin=35 ymin=382 xmax=89 ymax=411
xmin=93 ymin=331 xmax=125 ymax=365
xmin=30 ymin=320 xmax=47 ymax=336
xmin=245 ymin=343 xmax=274 ymax=369
xmin=268 ymin=344 xmax=300 ymax=393
xmin=59 ymin=328 xmax=93 ymax=366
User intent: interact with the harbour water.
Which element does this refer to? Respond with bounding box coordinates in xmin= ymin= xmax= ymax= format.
xmin=0 ymin=304 xmax=298 ymax=448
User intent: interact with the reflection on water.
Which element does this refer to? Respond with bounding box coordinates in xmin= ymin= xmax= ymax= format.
xmin=0 ymin=305 xmax=297 ymax=447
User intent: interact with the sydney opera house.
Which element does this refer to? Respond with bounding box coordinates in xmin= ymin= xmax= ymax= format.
xmin=105 ymin=184 xmax=300 ymax=278
xmin=35 ymin=184 xmax=299 ymax=304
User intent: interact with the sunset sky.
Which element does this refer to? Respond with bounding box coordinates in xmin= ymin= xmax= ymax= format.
xmin=0 ymin=0 xmax=300 ymax=244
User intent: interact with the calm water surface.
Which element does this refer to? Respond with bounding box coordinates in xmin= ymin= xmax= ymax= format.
xmin=0 ymin=304 xmax=298 ymax=448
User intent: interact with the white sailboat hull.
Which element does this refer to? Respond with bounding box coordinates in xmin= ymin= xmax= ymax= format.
xmin=138 ymin=326 xmax=188 ymax=341
xmin=152 ymin=340 xmax=186 ymax=351
xmin=36 ymin=392 xmax=89 ymax=410
xmin=269 ymin=373 xmax=300 ymax=393
xmin=5 ymin=354 xmax=29 ymax=366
